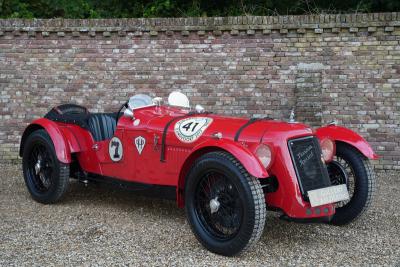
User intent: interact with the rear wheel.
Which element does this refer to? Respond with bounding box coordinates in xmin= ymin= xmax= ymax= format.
xmin=185 ymin=151 xmax=266 ymax=256
xmin=22 ymin=129 xmax=69 ymax=204
xmin=327 ymin=143 xmax=376 ymax=225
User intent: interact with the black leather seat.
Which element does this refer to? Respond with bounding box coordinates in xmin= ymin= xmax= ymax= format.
xmin=88 ymin=113 xmax=117 ymax=141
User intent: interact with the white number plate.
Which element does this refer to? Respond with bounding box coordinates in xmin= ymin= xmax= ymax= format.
xmin=308 ymin=184 xmax=350 ymax=207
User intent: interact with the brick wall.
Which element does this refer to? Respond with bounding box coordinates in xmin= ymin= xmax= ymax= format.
xmin=0 ymin=14 xmax=399 ymax=170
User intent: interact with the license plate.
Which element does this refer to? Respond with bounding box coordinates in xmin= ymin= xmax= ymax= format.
xmin=308 ymin=184 xmax=350 ymax=207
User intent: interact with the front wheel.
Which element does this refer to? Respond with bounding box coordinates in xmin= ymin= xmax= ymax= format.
xmin=22 ymin=129 xmax=70 ymax=204
xmin=327 ymin=143 xmax=376 ymax=225
xmin=185 ymin=151 xmax=266 ymax=256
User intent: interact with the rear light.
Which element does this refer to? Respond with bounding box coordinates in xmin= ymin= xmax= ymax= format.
xmin=255 ymin=144 xmax=273 ymax=169
xmin=320 ymin=138 xmax=335 ymax=162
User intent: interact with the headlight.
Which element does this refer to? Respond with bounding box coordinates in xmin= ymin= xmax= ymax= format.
xmin=320 ymin=138 xmax=335 ymax=162
xmin=255 ymin=144 xmax=273 ymax=169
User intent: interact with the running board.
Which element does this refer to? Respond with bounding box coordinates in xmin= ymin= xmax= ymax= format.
xmin=84 ymin=173 xmax=176 ymax=200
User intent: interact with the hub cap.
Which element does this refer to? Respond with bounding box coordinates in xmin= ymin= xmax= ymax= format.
xmin=209 ymin=197 xmax=220 ymax=214
xmin=34 ymin=158 xmax=42 ymax=175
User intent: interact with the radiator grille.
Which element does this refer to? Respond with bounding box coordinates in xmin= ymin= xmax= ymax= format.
xmin=288 ymin=136 xmax=331 ymax=197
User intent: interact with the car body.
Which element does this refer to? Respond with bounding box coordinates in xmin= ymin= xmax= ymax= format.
xmin=20 ymin=92 xmax=377 ymax=256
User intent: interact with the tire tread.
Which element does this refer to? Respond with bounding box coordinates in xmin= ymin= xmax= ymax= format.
xmin=22 ymin=129 xmax=70 ymax=204
xmin=330 ymin=143 xmax=376 ymax=225
xmin=209 ymin=151 xmax=266 ymax=252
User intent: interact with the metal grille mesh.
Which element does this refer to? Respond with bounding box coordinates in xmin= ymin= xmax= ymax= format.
xmin=288 ymin=136 xmax=331 ymax=196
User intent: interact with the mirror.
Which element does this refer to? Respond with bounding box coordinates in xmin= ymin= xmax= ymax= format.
xmin=195 ymin=104 xmax=205 ymax=113
xmin=168 ymin=91 xmax=190 ymax=108
xmin=123 ymin=109 xmax=134 ymax=119
xmin=152 ymin=97 xmax=163 ymax=106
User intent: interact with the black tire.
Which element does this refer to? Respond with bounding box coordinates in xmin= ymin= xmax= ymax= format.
xmin=185 ymin=151 xmax=266 ymax=256
xmin=328 ymin=143 xmax=376 ymax=225
xmin=22 ymin=129 xmax=69 ymax=204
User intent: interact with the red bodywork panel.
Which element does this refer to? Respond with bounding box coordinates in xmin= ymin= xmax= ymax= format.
xmin=315 ymin=125 xmax=379 ymax=160
xmin=20 ymin=118 xmax=74 ymax=163
xmin=21 ymin=105 xmax=378 ymax=220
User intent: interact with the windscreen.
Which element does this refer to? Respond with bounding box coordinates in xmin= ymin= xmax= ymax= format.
xmin=128 ymin=94 xmax=153 ymax=109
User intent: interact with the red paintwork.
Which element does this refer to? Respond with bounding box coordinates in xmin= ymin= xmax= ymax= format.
xmin=22 ymin=118 xmax=72 ymax=163
xmin=315 ymin=125 xmax=379 ymax=160
xmin=192 ymin=139 xmax=269 ymax=178
xmin=21 ymin=104 xmax=378 ymax=220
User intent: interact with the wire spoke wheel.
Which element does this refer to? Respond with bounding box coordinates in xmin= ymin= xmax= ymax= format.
xmin=195 ymin=170 xmax=243 ymax=240
xmin=328 ymin=156 xmax=356 ymax=208
xmin=27 ymin=143 xmax=54 ymax=192
xmin=22 ymin=129 xmax=69 ymax=204
xmin=185 ymin=151 xmax=266 ymax=256
xmin=326 ymin=143 xmax=376 ymax=225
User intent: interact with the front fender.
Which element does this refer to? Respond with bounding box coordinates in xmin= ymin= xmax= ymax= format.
xmin=20 ymin=118 xmax=72 ymax=163
xmin=192 ymin=139 xmax=269 ymax=178
xmin=315 ymin=125 xmax=378 ymax=160
xmin=176 ymin=139 xmax=269 ymax=208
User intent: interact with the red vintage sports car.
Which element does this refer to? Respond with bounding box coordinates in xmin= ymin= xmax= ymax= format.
xmin=20 ymin=92 xmax=377 ymax=256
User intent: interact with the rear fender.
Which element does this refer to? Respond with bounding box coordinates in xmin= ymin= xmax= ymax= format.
xmin=20 ymin=118 xmax=72 ymax=163
xmin=315 ymin=125 xmax=378 ymax=160
xmin=176 ymin=139 xmax=269 ymax=208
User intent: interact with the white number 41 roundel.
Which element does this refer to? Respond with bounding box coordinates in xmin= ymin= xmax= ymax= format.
xmin=174 ymin=117 xmax=213 ymax=143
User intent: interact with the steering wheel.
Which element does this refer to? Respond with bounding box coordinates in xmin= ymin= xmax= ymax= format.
xmin=115 ymin=100 xmax=129 ymax=125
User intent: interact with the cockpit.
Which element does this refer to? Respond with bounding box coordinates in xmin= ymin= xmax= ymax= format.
xmin=44 ymin=91 xmax=204 ymax=143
